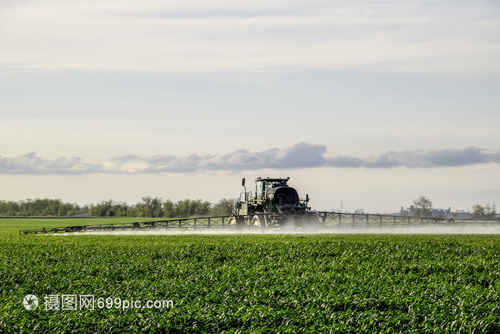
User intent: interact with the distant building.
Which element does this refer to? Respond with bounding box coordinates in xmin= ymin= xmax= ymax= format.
xmin=399 ymin=205 xmax=470 ymax=219
xmin=452 ymin=210 xmax=470 ymax=219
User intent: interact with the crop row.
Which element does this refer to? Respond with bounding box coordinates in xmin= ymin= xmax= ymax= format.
xmin=1 ymin=233 xmax=500 ymax=332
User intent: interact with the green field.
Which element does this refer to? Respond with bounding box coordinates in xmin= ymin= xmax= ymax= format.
xmin=2 ymin=218 xmax=500 ymax=333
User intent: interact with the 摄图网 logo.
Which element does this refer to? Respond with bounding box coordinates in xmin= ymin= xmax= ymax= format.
xmin=23 ymin=295 xmax=39 ymax=310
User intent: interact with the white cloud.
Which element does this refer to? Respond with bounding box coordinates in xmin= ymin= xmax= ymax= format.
xmin=327 ymin=147 xmax=500 ymax=168
xmin=1 ymin=144 xmax=499 ymax=175
xmin=0 ymin=152 xmax=103 ymax=175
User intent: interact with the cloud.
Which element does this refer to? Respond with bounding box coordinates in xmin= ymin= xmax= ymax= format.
xmin=105 ymin=143 xmax=327 ymax=173
xmin=1 ymin=144 xmax=500 ymax=175
xmin=0 ymin=152 xmax=103 ymax=175
xmin=326 ymin=147 xmax=500 ymax=168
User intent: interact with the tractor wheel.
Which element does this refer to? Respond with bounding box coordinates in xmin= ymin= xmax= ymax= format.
xmin=304 ymin=215 xmax=322 ymax=232
xmin=228 ymin=216 xmax=237 ymax=227
xmin=282 ymin=216 xmax=299 ymax=229
xmin=252 ymin=215 xmax=266 ymax=227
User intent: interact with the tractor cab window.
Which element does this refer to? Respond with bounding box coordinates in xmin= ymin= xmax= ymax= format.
xmin=256 ymin=182 xmax=264 ymax=200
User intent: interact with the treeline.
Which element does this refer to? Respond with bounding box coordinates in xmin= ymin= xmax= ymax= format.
xmin=0 ymin=199 xmax=81 ymax=217
xmin=89 ymin=197 xmax=236 ymax=218
xmin=0 ymin=197 xmax=237 ymax=218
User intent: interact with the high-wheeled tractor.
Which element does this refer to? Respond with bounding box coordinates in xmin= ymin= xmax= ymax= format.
xmin=228 ymin=177 xmax=317 ymax=228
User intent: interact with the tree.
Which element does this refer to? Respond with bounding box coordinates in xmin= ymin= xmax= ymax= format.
xmin=163 ymin=199 xmax=175 ymax=218
xmin=135 ymin=196 xmax=164 ymax=217
xmin=210 ymin=198 xmax=237 ymax=216
xmin=0 ymin=198 xmax=81 ymax=216
xmin=413 ymin=196 xmax=433 ymax=217
xmin=471 ymin=204 xmax=496 ymax=219
xmin=89 ymin=200 xmax=115 ymax=217
xmin=178 ymin=199 xmax=211 ymax=217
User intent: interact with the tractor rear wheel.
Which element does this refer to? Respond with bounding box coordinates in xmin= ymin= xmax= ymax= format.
xmin=281 ymin=215 xmax=299 ymax=228
xmin=304 ymin=214 xmax=322 ymax=232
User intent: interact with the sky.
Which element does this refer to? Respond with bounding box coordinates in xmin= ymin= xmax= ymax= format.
xmin=1 ymin=0 xmax=500 ymax=213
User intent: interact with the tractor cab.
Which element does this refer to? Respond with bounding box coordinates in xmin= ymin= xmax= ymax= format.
xmin=255 ymin=177 xmax=290 ymax=201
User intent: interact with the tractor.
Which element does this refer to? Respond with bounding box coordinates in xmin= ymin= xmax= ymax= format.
xmin=229 ymin=177 xmax=316 ymax=227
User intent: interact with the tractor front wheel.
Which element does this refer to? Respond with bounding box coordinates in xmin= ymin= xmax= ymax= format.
xmin=228 ymin=216 xmax=237 ymax=227
xmin=252 ymin=215 xmax=266 ymax=227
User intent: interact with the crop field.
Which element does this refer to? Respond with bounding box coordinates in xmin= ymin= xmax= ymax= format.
xmin=2 ymin=219 xmax=500 ymax=333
